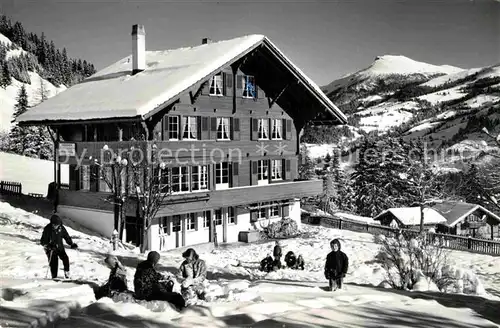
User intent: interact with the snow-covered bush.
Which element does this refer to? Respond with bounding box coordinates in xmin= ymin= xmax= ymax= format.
xmin=263 ymin=218 xmax=299 ymax=239
xmin=376 ymin=231 xmax=458 ymax=292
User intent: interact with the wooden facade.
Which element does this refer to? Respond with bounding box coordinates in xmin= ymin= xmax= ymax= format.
xmin=35 ymin=39 xmax=345 ymax=250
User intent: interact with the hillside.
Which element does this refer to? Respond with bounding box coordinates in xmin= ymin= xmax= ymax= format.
xmin=304 ymin=55 xmax=500 ymax=169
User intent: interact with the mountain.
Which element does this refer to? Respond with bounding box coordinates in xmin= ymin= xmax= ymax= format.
xmin=0 ymin=31 xmax=66 ymax=131
xmin=305 ymin=55 xmax=500 ymax=170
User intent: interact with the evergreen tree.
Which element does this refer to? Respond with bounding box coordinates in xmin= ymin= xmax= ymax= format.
xmin=298 ymin=144 xmax=316 ymax=180
xmin=9 ymin=85 xmax=32 ymax=155
xmin=1 ymin=61 xmax=11 ymax=88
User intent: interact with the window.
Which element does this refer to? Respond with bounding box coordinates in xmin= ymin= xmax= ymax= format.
xmin=161 ymin=217 xmax=169 ymax=234
xmin=209 ymin=74 xmax=223 ymax=96
xmin=257 ymin=206 xmax=267 ymax=220
xmin=257 ymin=160 xmax=269 ymax=185
xmin=171 ymin=166 xmax=189 ymax=193
xmin=242 ymin=75 xmax=256 ymax=98
xmin=271 ymin=119 xmax=283 ymax=140
xmin=270 ymin=204 xmax=280 ymax=217
xmin=191 ymin=165 xmax=208 ymax=191
xmin=154 ymin=166 xmax=170 ymax=193
xmin=203 ymin=211 xmax=210 ymax=228
xmin=168 ymin=116 xmax=179 ymax=140
xmin=228 ymin=207 xmax=235 ymax=224
xmin=172 ymin=216 xmax=181 ymax=232
xmin=99 ymin=167 xmax=112 ymax=192
xmin=214 ymin=209 xmax=223 ymax=226
xmin=217 ymin=117 xmax=231 ymax=140
xmin=215 ymin=162 xmax=229 ymax=189
xmin=80 ymin=165 xmax=90 ymax=190
xmin=258 ymin=119 xmax=269 ymax=140
xmin=186 ymin=213 xmax=196 ymax=231
xmin=271 ymin=160 xmax=282 ymax=181
xmin=182 ymin=116 xmax=198 ymax=140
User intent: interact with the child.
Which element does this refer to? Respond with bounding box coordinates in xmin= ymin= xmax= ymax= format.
xmin=324 ymin=239 xmax=349 ymax=291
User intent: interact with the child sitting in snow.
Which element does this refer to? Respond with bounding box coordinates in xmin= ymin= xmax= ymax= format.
xmin=95 ymin=254 xmax=129 ymax=300
xmin=324 ymin=239 xmax=349 ymax=291
xmin=177 ymin=248 xmax=207 ymax=303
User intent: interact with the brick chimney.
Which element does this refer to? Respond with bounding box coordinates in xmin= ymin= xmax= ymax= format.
xmin=132 ymin=24 xmax=146 ymax=75
xmin=202 ymin=37 xmax=212 ymax=45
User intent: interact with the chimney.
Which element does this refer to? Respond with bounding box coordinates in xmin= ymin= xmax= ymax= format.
xmin=202 ymin=37 xmax=212 ymax=45
xmin=132 ymin=24 xmax=146 ymax=75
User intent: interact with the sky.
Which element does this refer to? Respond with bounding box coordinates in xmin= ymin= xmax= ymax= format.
xmin=0 ymin=0 xmax=498 ymax=86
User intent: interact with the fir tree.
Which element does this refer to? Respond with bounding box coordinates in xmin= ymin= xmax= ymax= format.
xmin=1 ymin=61 xmax=11 ymax=88
xmin=298 ymin=144 xmax=316 ymax=180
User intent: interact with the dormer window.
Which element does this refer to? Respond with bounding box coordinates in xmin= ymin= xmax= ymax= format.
xmin=209 ymin=74 xmax=224 ymax=96
xmin=242 ymin=75 xmax=256 ymax=98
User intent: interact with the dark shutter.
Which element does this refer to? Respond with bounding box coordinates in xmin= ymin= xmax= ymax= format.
xmin=90 ymin=165 xmax=98 ymax=192
xmin=232 ymin=118 xmax=240 ymax=141
xmin=251 ymin=161 xmax=258 ymax=185
xmin=179 ymin=115 xmax=184 ymax=141
xmin=69 ymin=164 xmax=78 ymax=190
xmin=163 ymin=116 xmax=169 ymax=141
xmin=282 ymin=204 xmax=290 ymax=218
xmin=231 ymin=162 xmax=239 ymax=187
xmin=224 ymin=72 xmax=233 ymax=96
xmin=210 ymin=117 xmax=218 ymax=140
xmin=201 ymin=117 xmax=209 ymax=140
xmin=250 ymin=210 xmax=257 ymax=222
xmin=251 ymin=118 xmax=259 ymax=141
xmin=166 ymin=218 xmax=171 ymax=235
xmin=285 ymin=119 xmax=292 ymax=140
xmin=197 ymin=116 xmax=202 ymax=140
xmin=236 ymin=74 xmax=243 ymax=98
xmin=284 ymin=159 xmax=291 ymax=180
xmin=209 ymin=164 xmax=215 ymax=190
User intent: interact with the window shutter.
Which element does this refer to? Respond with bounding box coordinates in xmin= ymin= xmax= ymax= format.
xmin=166 ymin=218 xmax=171 ymax=235
xmin=197 ymin=116 xmax=202 ymax=140
xmin=251 ymin=210 xmax=257 ymax=222
xmin=236 ymin=75 xmax=243 ymax=90
xmin=163 ymin=116 xmax=169 ymax=141
xmin=282 ymin=204 xmax=290 ymax=218
xmin=233 ymin=207 xmax=238 ymax=225
xmin=224 ymin=72 xmax=233 ymax=96
xmin=251 ymin=160 xmax=258 ymax=185
xmin=209 ymin=164 xmax=215 ymax=190
xmin=251 ymin=118 xmax=259 ymax=141
xmin=231 ymin=162 xmax=239 ymax=187
xmin=210 ymin=117 xmax=218 ymax=140
xmin=231 ymin=118 xmax=240 ymax=141
xmin=201 ymin=117 xmax=209 ymax=140
xmin=69 ymin=165 xmax=78 ymax=190
xmin=284 ymin=159 xmax=291 ymax=180
xmin=285 ymin=119 xmax=293 ymax=140
xmin=90 ymin=165 xmax=98 ymax=192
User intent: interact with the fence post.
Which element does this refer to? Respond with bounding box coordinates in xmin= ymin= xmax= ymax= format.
xmin=0 ymin=181 xmax=3 ymax=193
xmin=339 ymin=219 xmax=342 ymax=230
xmin=467 ymin=237 xmax=472 ymax=250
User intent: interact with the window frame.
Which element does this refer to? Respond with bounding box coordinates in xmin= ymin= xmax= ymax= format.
xmin=161 ymin=217 xmax=169 ymax=234
xmin=242 ymin=75 xmax=256 ymax=99
xmin=215 ymin=162 xmax=230 ymax=190
xmin=191 ymin=165 xmax=209 ymax=192
xmin=258 ymin=118 xmax=269 ymax=140
xmin=271 ymin=119 xmax=283 ymax=140
xmin=186 ymin=213 xmax=196 ymax=231
xmin=168 ymin=116 xmax=179 ymax=140
xmin=209 ymin=73 xmax=224 ymax=96
xmin=214 ymin=209 xmax=223 ymax=226
xmin=182 ymin=116 xmax=198 ymax=140
xmin=203 ymin=211 xmax=210 ymax=229
xmin=171 ymin=166 xmax=190 ymax=194
xmin=257 ymin=160 xmax=269 ymax=185
xmin=216 ymin=117 xmax=231 ymax=141
xmin=270 ymin=204 xmax=280 ymax=217
xmin=257 ymin=206 xmax=267 ymax=220
xmin=172 ymin=215 xmax=182 ymax=232
xmin=228 ymin=207 xmax=236 ymax=225
xmin=271 ymin=160 xmax=283 ymax=181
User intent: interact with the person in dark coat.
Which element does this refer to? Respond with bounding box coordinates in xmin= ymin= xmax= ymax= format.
xmin=324 ymin=239 xmax=349 ymax=291
xmin=284 ymin=251 xmax=297 ymax=269
xmin=95 ymin=255 xmax=129 ymax=300
xmin=273 ymin=241 xmax=282 ymax=261
xmin=133 ymin=251 xmax=185 ymax=310
xmin=260 ymin=255 xmax=274 ymax=273
xmin=295 ymin=255 xmax=305 ymax=270
xmin=40 ymin=214 xmax=78 ymax=279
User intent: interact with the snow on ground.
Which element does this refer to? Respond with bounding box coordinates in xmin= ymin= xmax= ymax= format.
xmin=0 ymin=152 xmax=69 ymax=195
xmin=464 ymin=95 xmax=500 ymax=108
xmin=0 ymin=32 xmax=12 ymax=46
xmin=421 ymin=68 xmax=482 ymax=88
xmin=356 ymin=100 xmax=419 ymax=116
xmin=304 ymin=143 xmax=335 ymax=159
xmin=405 ymin=122 xmax=441 ymax=138
xmin=6 ymin=47 xmax=28 ymax=60
xmin=358 ymin=109 xmax=414 ymax=132
xmin=417 ymin=86 xmax=467 ymax=105
xmin=1 ymin=201 xmax=500 ymax=327
xmin=476 ymin=65 xmax=500 ymax=80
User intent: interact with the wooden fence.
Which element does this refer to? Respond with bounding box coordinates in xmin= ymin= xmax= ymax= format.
xmin=312 ymin=215 xmax=500 ymax=256
xmin=0 ymin=181 xmax=22 ymax=195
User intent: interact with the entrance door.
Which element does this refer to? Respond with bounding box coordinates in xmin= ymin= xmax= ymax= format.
xmin=172 ymin=215 xmax=182 ymax=248
xmin=125 ymin=216 xmax=142 ymax=246
xmin=214 ymin=209 xmax=224 ymax=245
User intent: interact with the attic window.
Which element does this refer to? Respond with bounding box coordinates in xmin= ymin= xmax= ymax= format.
xmin=242 ymin=75 xmax=256 ymax=98
xmin=209 ymin=74 xmax=224 ymax=96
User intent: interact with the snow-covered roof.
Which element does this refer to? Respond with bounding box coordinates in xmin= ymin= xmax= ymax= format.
xmin=431 ymin=201 xmax=500 ymax=227
xmin=374 ymin=207 xmax=447 ymax=226
xmin=16 ymin=34 xmax=346 ymax=124
xmin=333 ymin=212 xmax=378 ymax=224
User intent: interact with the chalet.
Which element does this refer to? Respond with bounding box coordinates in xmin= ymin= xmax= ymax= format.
xmin=16 ymin=25 xmax=347 ymax=251
xmin=432 ymin=201 xmax=500 ymax=240
xmin=373 ymin=207 xmax=447 ymax=230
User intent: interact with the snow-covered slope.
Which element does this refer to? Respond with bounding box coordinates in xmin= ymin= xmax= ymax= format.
xmin=0 ymin=201 xmax=499 ymax=327
xmin=0 ymin=33 xmax=66 ymax=132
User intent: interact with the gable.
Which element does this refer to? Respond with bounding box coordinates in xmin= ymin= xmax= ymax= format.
xmin=15 ymin=35 xmax=346 ymax=126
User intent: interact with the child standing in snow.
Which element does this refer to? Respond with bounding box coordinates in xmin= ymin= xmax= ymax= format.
xmin=40 ymin=214 xmax=78 ymax=279
xmin=324 ymin=239 xmax=349 ymax=291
